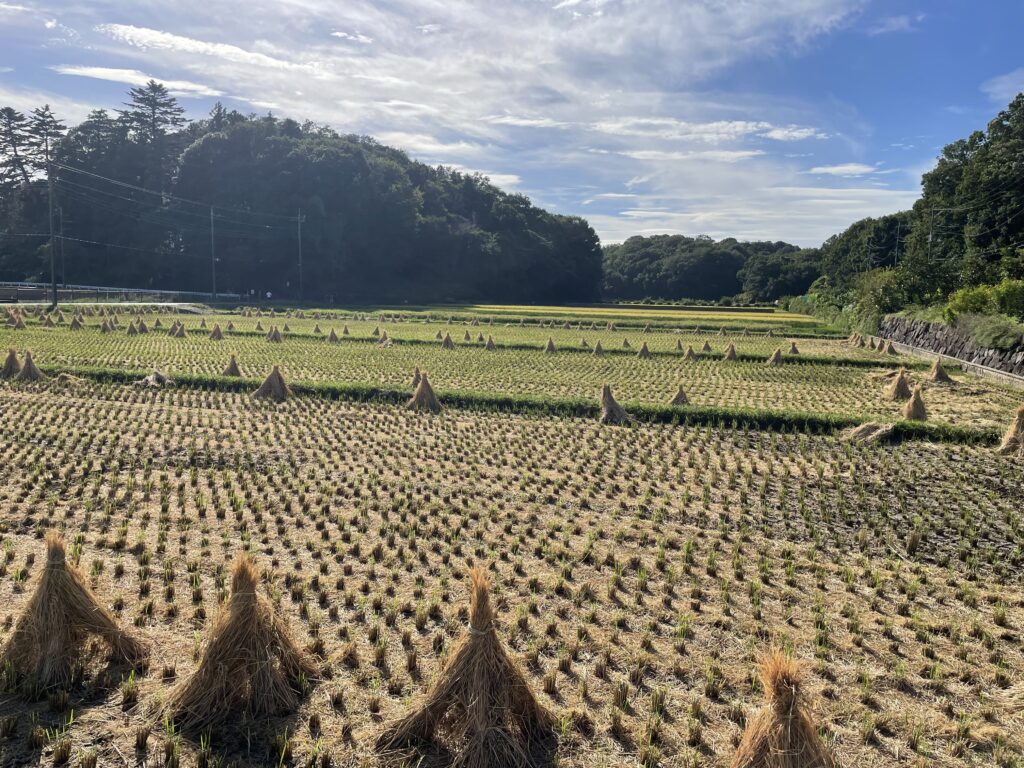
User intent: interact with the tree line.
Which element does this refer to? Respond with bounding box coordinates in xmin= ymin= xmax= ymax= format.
xmin=0 ymin=82 xmax=602 ymax=304
xmin=3 ymin=82 xmax=1021 ymax=313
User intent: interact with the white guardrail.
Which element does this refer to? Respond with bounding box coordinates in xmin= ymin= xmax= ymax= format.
xmin=887 ymin=338 xmax=1024 ymax=390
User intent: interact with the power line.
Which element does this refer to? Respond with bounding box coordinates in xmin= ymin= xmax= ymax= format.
xmin=54 ymin=175 xmax=288 ymax=232
xmin=51 ymin=162 xmax=296 ymax=223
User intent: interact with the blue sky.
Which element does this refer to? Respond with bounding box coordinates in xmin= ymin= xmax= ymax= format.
xmin=1 ymin=0 xmax=1021 ymax=246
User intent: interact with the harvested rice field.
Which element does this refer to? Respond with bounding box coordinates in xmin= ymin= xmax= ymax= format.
xmin=0 ymin=303 xmax=1022 ymax=768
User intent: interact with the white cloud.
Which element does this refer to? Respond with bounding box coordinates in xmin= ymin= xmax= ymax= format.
xmin=623 ymin=149 xmax=766 ymax=163
xmin=51 ymin=64 xmax=223 ymax=98
xmin=95 ymin=23 xmax=326 ymax=76
xmin=486 ymin=115 xmax=570 ymax=129
xmin=867 ymin=13 xmax=926 ymax=35
xmin=982 ymin=68 xmax=1024 ymax=103
xmin=331 ymin=30 xmax=373 ymax=44
xmin=762 ymin=124 xmax=829 ymax=141
xmin=2 ymin=0 xmax=904 ymax=246
xmin=0 ymin=81 xmax=95 ymax=123
xmin=593 ymin=117 xmax=827 ymax=143
xmin=806 ymin=162 xmax=876 ymax=176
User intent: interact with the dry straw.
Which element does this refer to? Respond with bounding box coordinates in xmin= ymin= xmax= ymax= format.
xmin=164 ymin=555 xmax=317 ymax=732
xmin=901 ymin=385 xmax=927 ymax=421
xmin=846 ymin=422 xmax=896 ymax=444
xmin=669 ymin=384 xmax=689 ymax=406
xmin=253 ymin=365 xmax=290 ymax=402
xmin=997 ymin=405 xmax=1024 ymax=455
xmin=138 ymin=369 xmax=174 ymax=388
xmin=789 ymin=341 xmax=800 ymax=355
xmin=209 ymin=323 xmax=224 ymax=341
xmin=0 ymin=532 xmax=147 ymax=691
xmin=544 ymin=337 xmax=556 ymax=354
xmin=730 ymin=650 xmax=835 ymax=768
xmin=684 ymin=344 xmax=697 ymax=360
xmin=599 ymin=384 xmax=629 ymax=425
xmin=1 ymin=347 xmax=20 ymax=379
xmin=637 ymin=341 xmax=651 ymax=358
xmin=442 ymin=332 xmax=455 ymax=350
xmin=408 ymin=371 xmax=441 ymax=413
xmin=222 ymin=355 xmax=242 ymax=377
xmin=767 ymin=348 xmax=782 ymax=366
xmin=14 ymin=350 xmax=46 ymax=382
xmin=724 ymin=343 xmax=737 ymax=361
xmin=885 ymin=369 xmax=912 ymax=400
xmin=927 ymin=358 xmax=953 ymax=383
xmin=376 ymin=568 xmax=552 ymax=768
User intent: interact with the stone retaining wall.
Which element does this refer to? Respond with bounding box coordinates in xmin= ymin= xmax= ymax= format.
xmin=879 ymin=315 xmax=1024 ymax=377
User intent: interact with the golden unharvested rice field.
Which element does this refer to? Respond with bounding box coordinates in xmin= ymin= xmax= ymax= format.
xmin=0 ymin=303 xmax=1021 ymax=768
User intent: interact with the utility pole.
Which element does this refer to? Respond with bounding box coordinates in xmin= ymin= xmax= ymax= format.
xmin=47 ymin=162 xmax=56 ymax=308
xmin=892 ymin=219 xmax=902 ymax=267
xmin=296 ymin=208 xmax=305 ymax=302
xmin=58 ymin=206 xmax=66 ymax=287
xmin=927 ymin=207 xmax=934 ymax=262
xmin=210 ymin=206 xmax=217 ymax=300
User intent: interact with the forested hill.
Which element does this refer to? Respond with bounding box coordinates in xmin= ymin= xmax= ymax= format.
xmin=602 ymin=235 xmax=820 ymax=302
xmin=0 ymin=82 xmax=602 ymax=303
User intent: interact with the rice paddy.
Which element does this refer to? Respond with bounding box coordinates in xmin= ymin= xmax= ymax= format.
xmin=0 ymin=303 xmax=1021 ymax=768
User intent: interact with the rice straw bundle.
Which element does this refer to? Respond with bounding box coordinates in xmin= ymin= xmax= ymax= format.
xmin=0 ymin=533 xmax=147 ymax=691
xmin=253 ymin=365 xmax=290 ymax=402
xmin=927 ymin=359 xmax=953 ymax=383
xmin=376 ymin=569 xmax=552 ymax=767
xmin=599 ymin=384 xmax=629 ymax=425
xmin=997 ymin=406 xmax=1024 ymax=455
xmin=901 ymin=385 xmax=927 ymax=421
xmin=408 ymin=371 xmax=441 ymax=413
xmin=669 ymin=385 xmax=689 ymax=406
xmin=14 ymin=351 xmax=46 ymax=382
xmin=1 ymin=347 xmax=20 ymax=379
xmin=164 ymin=555 xmax=316 ymax=732
xmin=730 ymin=650 xmax=835 ymax=768
xmin=885 ymin=369 xmax=912 ymax=400
xmin=222 ymin=355 xmax=241 ymax=377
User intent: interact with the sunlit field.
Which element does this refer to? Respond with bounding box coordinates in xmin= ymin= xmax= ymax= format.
xmin=0 ymin=303 xmax=1021 ymax=768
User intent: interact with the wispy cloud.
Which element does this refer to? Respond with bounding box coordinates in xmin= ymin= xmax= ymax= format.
xmin=331 ymin=30 xmax=373 ymax=44
xmin=0 ymin=0 xmax=916 ymax=246
xmin=867 ymin=13 xmax=926 ymax=35
xmin=806 ymin=162 xmax=877 ymax=176
xmin=51 ymin=64 xmax=222 ymax=98
xmin=981 ymin=67 xmax=1024 ymax=102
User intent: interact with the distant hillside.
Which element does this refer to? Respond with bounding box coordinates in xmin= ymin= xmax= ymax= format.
xmin=0 ymin=83 xmax=602 ymax=304
xmin=602 ymin=234 xmax=819 ymax=302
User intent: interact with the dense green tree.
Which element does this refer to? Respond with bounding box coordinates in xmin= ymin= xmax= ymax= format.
xmin=27 ymin=104 xmax=66 ymax=169
xmin=0 ymin=87 xmax=602 ymax=303
xmin=0 ymin=107 xmax=33 ymax=186
xmin=603 ymin=234 xmax=800 ymax=301
xmin=738 ymin=247 xmax=821 ymax=301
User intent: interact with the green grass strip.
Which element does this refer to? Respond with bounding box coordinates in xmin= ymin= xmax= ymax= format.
xmin=38 ymin=364 xmax=996 ymax=446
